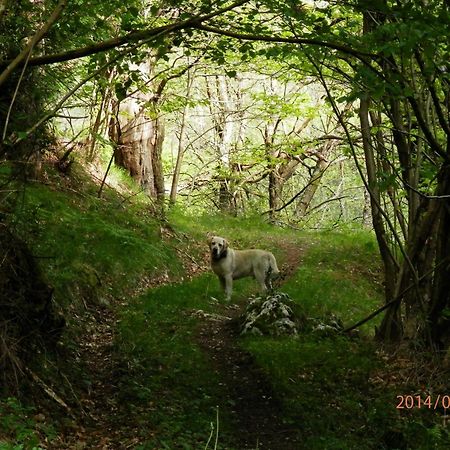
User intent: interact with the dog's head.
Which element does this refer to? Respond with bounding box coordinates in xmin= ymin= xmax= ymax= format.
xmin=208 ymin=236 xmax=228 ymax=260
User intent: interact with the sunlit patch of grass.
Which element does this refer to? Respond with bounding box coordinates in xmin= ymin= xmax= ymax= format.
xmin=169 ymin=209 xmax=288 ymax=244
xmin=282 ymin=230 xmax=384 ymax=334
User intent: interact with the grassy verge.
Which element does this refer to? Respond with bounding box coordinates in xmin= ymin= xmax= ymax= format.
xmin=12 ymin=172 xmax=182 ymax=307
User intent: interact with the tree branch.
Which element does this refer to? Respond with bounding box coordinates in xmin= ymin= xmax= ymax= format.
xmin=194 ymin=24 xmax=378 ymax=60
xmin=0 ymin=0 xmax=250 ymax=70
xmin=343 ymin=256 xmax=450 ymax=333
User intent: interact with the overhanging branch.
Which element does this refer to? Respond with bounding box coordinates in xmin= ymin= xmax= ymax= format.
xmin=194 ymin=24 xmax=378 ymax=60
xmin=0 ymin=0 xmax=250 ymax=69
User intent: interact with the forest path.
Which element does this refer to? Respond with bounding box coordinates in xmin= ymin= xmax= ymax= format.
xmin=49 ymin=238 xmax=305 ymax=449
xmin=196 ymin=239 xmax=305 ymax=449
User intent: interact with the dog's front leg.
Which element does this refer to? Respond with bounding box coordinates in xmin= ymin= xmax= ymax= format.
xmin=219 ymin=276 xmax=226 ymax=292
xmin=224 ymin=274 xmax=233 ymax=301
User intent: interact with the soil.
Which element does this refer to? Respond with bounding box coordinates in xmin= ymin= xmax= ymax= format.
xmin=45 ymin=239 xmax=306 ymax=449
xmin=197 ymin=311 xmax=300 ymax=449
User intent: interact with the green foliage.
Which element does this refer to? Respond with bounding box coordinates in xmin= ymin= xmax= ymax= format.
xmin=10 ymin=164 xmax=182 ymax=312
xmin=0 ymin=398 xmax=54 ymax=450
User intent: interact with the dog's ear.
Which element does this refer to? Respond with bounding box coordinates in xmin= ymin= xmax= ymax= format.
xmin=222 ymin=239 xmax=228 ymax=250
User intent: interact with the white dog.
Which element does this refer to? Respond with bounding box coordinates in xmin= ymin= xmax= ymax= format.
xmin=208 ymin=236 xmax=280 ymax=301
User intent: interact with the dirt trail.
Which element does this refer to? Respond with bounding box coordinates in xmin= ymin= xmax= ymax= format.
xmin=197 ymin=313 xmax=299 ymax=449
xmin=48 ymin=307 xmax=141 ymax=449
xmin=48 ymin=239 xmax=305 ymax=449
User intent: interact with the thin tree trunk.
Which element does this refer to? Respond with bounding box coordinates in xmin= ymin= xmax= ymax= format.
xmin=205 ymin=74 xmax=238 ymax=214
xmin=170 ymin=69 xmax=194 ymax=204
xmin=87 ymin=70 xmax=114 ymax=161
xmin=359 ymin=96 xmax=402 ymax=340
xmin=295 ymin=141 xmax=335 ymax=218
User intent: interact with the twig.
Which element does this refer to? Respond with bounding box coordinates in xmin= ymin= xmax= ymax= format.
xmin=98 ymin=148 xmax=115 ymax=198
xmin=214 ymin=405 xmax=220 ymax=450
xmin=2 ymin=39 xmax=34 ymax=140
xmin=205 ymin=421 xmax=214 ymax=450
xmin=24 ymin=366 xmax=75 ymax=418
xmin=174 ymin=247 xmax=202 ymax=268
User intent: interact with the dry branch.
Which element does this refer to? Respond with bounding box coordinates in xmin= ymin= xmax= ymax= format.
xmin=24 ymin=366 xmax=75 ymax=418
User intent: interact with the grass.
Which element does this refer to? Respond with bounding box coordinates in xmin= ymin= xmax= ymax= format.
xmin=11 ymin=169 xmax=183 ymax=311
xmin=282 ymin=230 xmax=384 ymax=332
xmin=116 ymin=215 xmax=391 ymax=449
xmin=243 ymin=336 xmax=381 ymax=449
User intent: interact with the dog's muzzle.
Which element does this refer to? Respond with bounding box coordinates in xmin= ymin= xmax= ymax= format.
xmin=212 ymin=247 xmax=226 ymax=260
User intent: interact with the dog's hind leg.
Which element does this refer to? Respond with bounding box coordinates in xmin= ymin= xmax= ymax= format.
xmin=254 ymin=270 xmax=269 ymax=295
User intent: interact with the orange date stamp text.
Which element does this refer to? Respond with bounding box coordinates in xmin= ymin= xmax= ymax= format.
xmin=396 ymin=394 xmax=450 ymax=410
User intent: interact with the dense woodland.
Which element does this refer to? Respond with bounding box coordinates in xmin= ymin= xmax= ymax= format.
xmin=1 ymin=0 xmax=450 ymax=448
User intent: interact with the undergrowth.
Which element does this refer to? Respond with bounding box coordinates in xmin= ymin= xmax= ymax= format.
xmin=0 ymin=397 xmax=55 ymax=449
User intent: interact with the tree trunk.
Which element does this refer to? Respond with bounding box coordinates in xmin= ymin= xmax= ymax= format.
xmin=268 ymin=171 xmax=283 ymax=214
xmin=206 ymin=74 xmax=239 ymax=214
xmin=423 ymin=166 xmax=450 ymax=347
xmin=86 ymin=70 xmax=115 ymax=162
xmin=170 ymin=69 xmax=194 ymax=204
xmin=295 ymin=141 xmax=336 ymax=218
xmin=359 ymin=96 xmax=402 ymax=341
xmin=109 ymin=95 xmax=165 ymax=203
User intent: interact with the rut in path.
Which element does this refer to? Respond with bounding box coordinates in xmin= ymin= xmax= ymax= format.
xmin=197 ymin=312 xmax=301 ymax=449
